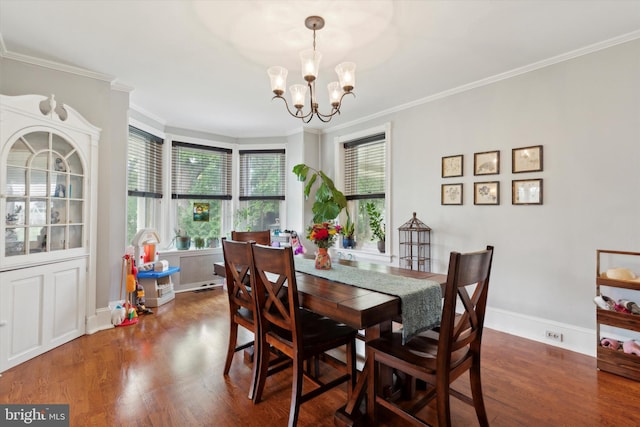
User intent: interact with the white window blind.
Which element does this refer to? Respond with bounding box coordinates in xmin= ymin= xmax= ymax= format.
xmin=171 ymin=141 xmax=232 ymax=199
xmin=128 ymin=126 xmax=163 ymax=198
xmin=239 ymin=149 xmax=286 ymax=200
xmin=344 ymin=132 xmax=386 ymax=200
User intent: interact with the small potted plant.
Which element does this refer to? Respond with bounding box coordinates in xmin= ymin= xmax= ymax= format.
xmin=365 ymin=202 xmax=385 ymax=253
xmin=174 ymin=229 xmax=191 ymax=250
xmin=194 ymin=237 xmax=205 ymax=250
xmin=341 ymin=212 xmax=356 ymax=249
xmin=206 ymin=231 xmax=220 ymax=248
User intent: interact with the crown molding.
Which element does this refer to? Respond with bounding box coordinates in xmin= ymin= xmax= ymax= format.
xmin=111 ymin=81 xmax=134 ymax=92
xmin=327 ymin=29 xmax=640 ymax=134
xmin=0 ymin=33 xmax=115 ymax=83
xmin=129 ymin=103 xmax=167 ymax=127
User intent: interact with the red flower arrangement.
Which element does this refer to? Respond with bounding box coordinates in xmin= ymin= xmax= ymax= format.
xmin=306 ymin=222 xmax=342 ymax=249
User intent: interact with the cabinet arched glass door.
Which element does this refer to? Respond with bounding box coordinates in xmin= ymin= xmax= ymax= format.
xmin=5 ymin=131 xmax=84 ymax=256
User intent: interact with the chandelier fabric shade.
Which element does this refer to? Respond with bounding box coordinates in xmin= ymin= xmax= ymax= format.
xmin=267 ymin=16 xmax=355 ymax=123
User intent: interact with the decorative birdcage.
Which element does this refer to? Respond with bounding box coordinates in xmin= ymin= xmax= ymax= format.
xmin=398 ymin=212 xmax=431 ymax=271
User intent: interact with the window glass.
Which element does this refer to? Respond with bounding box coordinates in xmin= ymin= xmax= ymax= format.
xmin=126 ymin=126 xmax=163 ymax=244
xmin=236 ymin=149 xmax=285 ymax=232
xmin=171 ymin=142 xmax=232 ymax=245
xmin=343 ymin=133 xmax=386 ymax=251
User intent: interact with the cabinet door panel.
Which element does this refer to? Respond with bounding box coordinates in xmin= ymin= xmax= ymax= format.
xmin=51 ymin=263 xmax=85 ymax=346
xmin=0 ymin=258 xmax=86 ymax=372
xmin=0 ymin=272 xmax=45 ymax=371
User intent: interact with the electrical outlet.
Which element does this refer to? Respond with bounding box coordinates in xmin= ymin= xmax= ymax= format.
xmin=545 ymin=330 xmax=563 ymax=342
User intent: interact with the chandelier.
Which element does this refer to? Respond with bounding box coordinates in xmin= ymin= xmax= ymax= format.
xmin=267 ymin=16 xmax=356 ymax=123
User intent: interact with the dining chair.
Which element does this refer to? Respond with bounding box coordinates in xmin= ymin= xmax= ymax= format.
xmin=250 ymin=244 xmax=357 ymax=427
xmin=231 ymin=230 xmax=271 ymax=245
xmin=221 ymin=238 xmax=260 ymax=399
xmin=366 ymin=246 xmax=494 ymax=427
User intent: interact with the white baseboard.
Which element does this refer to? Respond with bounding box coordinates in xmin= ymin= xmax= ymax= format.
xmin=485 ymin=306 xmax=595 ymax=357
xmin=85 ymin=306 xmax=114 ymax=334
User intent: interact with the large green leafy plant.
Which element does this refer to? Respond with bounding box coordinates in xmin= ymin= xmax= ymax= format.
xmin=293 ymin=164 xmax=347 ymax=223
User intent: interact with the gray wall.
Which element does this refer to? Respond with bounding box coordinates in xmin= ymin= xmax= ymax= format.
xmin=322 ymin=39 xmax=640 ymax=339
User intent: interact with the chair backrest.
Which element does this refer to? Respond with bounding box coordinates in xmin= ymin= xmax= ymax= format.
xmin=221 ymin=238 xmax=255 ymax=314
xmin=438 ymin=246 xmax=494 ymax=371
xmin=231 ymin=230 xmax=271 ymax=246
xmin=250 ymin=244 xmax=301 ymax=353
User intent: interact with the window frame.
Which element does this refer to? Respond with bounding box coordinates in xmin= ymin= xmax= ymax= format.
xmin=233 ymin=144 xmax=287 ymax=233
xmin=127 ymin=125 xmax=164 ymax=244
xmin=334 ymin=123 xmax=391 ymax=258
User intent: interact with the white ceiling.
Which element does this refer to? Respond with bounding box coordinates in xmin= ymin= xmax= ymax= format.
xmin=1 ymin=0 xmax=640 ymax=138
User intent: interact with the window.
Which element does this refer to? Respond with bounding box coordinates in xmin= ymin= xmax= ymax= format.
xmin=127 ymin=126 xmax=163 ymax=244
xmin=237 ymin=149 xmax=286 ymax=231
xmin=171 ymin=141 xmax=232 ymax=246
xmin=343 ymin=132 xmax=386 ymax=251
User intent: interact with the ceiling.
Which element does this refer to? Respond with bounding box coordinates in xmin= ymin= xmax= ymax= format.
xmin=1 ymin=1 xmax=639 ymax=138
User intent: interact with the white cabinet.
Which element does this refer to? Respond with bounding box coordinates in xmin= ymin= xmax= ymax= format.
xmin=0 ymin=94 xmax=99 ymax=372
xmin=0 ymin=258 xmax=87 ymax=372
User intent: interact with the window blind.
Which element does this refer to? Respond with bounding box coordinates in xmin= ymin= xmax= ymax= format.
xmin=239 ymin=149 xmax=286 ymax=200
xmin=128 ymin=126 xmax=163 ymax=198
xmin=171 ymin=141 xmax=232 ymax=199
xmin=344 ymin=132 xmax=386 ymax=200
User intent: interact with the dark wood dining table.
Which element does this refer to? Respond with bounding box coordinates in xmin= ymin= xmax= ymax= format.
xmin=213 ymin=258 xmax=446 ymax=426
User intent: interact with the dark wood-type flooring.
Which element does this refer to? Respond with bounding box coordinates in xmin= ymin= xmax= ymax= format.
xmin=1 ymin=288 xmax=639 ymax=426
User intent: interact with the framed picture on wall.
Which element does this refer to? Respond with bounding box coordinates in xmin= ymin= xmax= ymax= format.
xmin=474 ymin=181 xmax=500 ymax=205
xmin=512 ymin=145 xmax=543 ymax=173
xmin=441 ymin=154 xmax=463 ymax=178
xmin=441 ymin=183 xmax=463 ymax=205
xmin=512 ymin=179 xmax=543 ymax=205
xmin=193 ymin=202 xmax=210 ymax=221
xmin=474 ymin=150 xmax=500 ymax=175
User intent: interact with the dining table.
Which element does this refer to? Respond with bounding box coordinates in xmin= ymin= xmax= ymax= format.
xmin=213 ymin=256 xmax=447 ymax=426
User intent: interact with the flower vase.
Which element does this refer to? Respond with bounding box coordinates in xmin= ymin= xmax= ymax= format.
xmin=315 ymin=247 xmax=332 ymax=270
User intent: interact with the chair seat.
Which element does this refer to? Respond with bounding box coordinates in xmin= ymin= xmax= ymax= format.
xmin=269 ymin=309 xmax=356 ymax=354
xmin=369 ymin=330 xmax=471 ymax=375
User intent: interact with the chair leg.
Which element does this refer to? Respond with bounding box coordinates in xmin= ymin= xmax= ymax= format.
xmin=366 ymin=347 xmax=377 ymax=426
xmin=288 ymin=357 xmax=305 ymax=427
xmin=223 ymin=320 xmax=238 ymax=375
xmin=469 ymin=360 xmax=489 ymax=427
xmin=436 ymin=380 xmax=452 ymax=427
xmin=347 ymin=340 xmax=356 ymax=400
xmin=247 ymin=333 xmax=260 ymax=401
xmin=253 ymin=336 xmax=272 ymax=404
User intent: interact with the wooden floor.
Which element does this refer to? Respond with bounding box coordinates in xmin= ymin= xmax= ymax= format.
xmin=2 ymin=288 xmax=640 ymax=426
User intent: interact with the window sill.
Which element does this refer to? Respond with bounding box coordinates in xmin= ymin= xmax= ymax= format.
xmin=331 ymin=247 xmax=392 ymax=264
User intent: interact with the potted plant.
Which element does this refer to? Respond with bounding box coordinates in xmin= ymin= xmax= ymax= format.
xmin=194 ymin=237 xmax=205 ymax=249
xmin=174 ymin=229 xmax=191 ymax=250
xmin=206 ymin=231 xmax=220 ymax=248
xmin=340 ymin=212 xmax=356 ymax=249
xmin=365 ymin=202 xmax=385 ymax=253
xmin=293 ymin=164 xmax=347 ymax=223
